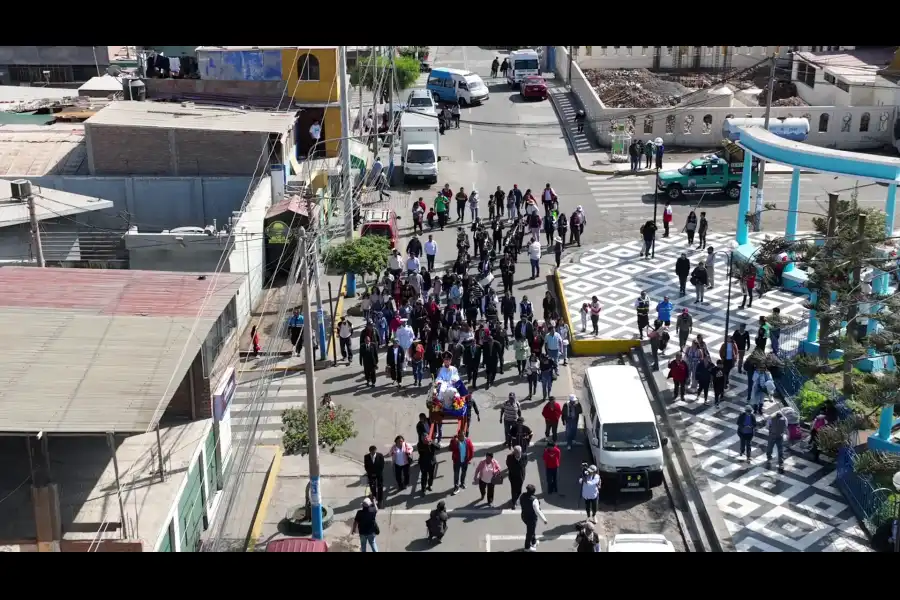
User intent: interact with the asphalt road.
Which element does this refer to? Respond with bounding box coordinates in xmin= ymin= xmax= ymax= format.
xmin=312 ymin=46 xmax=686 ymax=551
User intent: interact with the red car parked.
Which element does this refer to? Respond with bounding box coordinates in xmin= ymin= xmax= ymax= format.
xmin=520 ymin=75 xmax=548 ymax=101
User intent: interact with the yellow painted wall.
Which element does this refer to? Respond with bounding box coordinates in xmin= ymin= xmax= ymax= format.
xmin=280 ymin=47 xmax=340 ymax=103
xmin=323 ymin=106 xmax=341 ymax=157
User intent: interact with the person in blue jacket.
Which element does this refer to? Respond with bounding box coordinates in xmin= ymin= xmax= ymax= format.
xmin=656 ymin=295 xmax=673 ymax=327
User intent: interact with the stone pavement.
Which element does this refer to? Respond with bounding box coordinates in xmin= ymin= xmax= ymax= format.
xmin=548 ymin=87 xmax=804 ymax=176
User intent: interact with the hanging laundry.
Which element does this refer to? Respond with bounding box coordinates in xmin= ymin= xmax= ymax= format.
xmin=169 ymin=57 xmax=181 ymax=75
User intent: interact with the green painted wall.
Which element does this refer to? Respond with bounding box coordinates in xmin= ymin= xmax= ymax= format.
xmin=157 ymin=523 xmax=174 ymax=552
xmin=204 ymin=428 xmax=219 ymax=498
xmin=178 ymin=460 xmax=205 ymax=552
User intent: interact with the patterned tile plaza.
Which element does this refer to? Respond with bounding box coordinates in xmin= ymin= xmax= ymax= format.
xmin=558 ymin=232 xmax=872 ymax=551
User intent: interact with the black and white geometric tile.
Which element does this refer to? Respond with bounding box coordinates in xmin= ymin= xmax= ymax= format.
xmin=674 ymin=395 xmax=872 ymax=552
xmin=558 ymin=231 xmax=810 ymax=355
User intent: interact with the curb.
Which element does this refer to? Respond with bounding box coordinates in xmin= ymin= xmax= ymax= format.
xmin=246 ymin=445 xmax=284 ymax=552
xmin=547 ymin=90 xmax=819 ymax=178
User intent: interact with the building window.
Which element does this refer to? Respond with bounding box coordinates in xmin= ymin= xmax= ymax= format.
xmin=797 ymin=62 xmax=816 ymax=88
xmin=860 ymin=112 xmax=870 ymax=132
xmin=818 ymin=113 xmax=829 ymax=133
xmin=600 ymin=46 xmax=607 ymax=56
xmin=836 ymin=80 xmax=850 ymax=93
xmin=643 ymin=116 xmax=654 ymax=134
xmin=824 ymin=72 xmax=835 ymax=84
xmin=202 ymin=298 xmax=238 ymax=374
xmin=297 ymin=54 xmax=320 ymax=81
xmin=642 ymin=46 xmax=648 ymax=56
xmin=585 ymin=46 xmax=592 ymax=56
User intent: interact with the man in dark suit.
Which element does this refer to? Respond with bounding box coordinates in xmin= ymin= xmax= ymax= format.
xmin=386 ymin=339 xmax=405 ymax=388
xmin=363 ymin=445 xmax=385 ymax=506
xmin=514 ymin=315 xmax=534 ymax=341
xmin=481 ymin=334 xmax=503 ymax=389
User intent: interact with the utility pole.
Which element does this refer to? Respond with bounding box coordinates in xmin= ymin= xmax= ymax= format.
xmin=299 ymin=227 xmax=324 ymax=540
xmin=818 ymin=193 xmax=839 ymax=360
xmin=305 ymin=195 xmax=328 ymax=360
xmin=357 ymin=47 xmax=365 ymax=134
xmin=27 ymin=195 xmax=46 ymax=267
xmin=339 ymin=46 xmax=353 ymax=242
xmin=753 ymin=53 xmax=778 ymax=232
xmin=388 ymin=46 xmax=396 ymax=173
xmin=567 ymin=46 xmax=573 ymax=87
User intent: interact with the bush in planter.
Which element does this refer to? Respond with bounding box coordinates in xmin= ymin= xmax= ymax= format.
xmin=797 ymin=385 xmax=828 ymax=420
xmin=281 ymin=405 xmax=358 ymax=457
xmin=323 ymin=236 xmax=390 ymax=288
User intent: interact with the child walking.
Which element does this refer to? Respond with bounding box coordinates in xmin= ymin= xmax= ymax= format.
xmin=580 ymin=303 xmax=589 ymax=333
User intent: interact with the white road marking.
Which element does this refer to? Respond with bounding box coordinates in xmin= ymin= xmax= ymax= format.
xmin=392 ymin=509 xmax=585 ymax=516
xmin=486 ymin=534 xmax=579 ymax=551
xmin=471 ymin=149 xmax=475 ymax=162
xmin=469 ymin=123 xmax=473 ymax=136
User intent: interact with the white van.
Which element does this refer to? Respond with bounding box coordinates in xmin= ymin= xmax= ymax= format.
xmin=607 ymin=534 xmax=677 ymax=552
xmin=405 ymin=89 xmax=437 ymax=117
xmin=506 ymin=49 xmax=541 ymax=87
xmin=580 ymin=365 xmax=666 ymax=491
xmin=426 ymin=68 xmax=489 ymax=106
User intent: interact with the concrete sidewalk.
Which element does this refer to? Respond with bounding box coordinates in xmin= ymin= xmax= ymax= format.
xmin=547 ymin=86 xmax=813 ymax=177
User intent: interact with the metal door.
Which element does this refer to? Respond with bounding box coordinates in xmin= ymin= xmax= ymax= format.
xmin=652 ymin=47 xmax=661 ymax=70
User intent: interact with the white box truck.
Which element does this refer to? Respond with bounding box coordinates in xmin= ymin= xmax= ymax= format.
xmin=399 ymin=112 xmax=440 ymax=184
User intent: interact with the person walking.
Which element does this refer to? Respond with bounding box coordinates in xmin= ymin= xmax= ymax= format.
xmin=655 ymin=140 xmax=665 ymax=169
xmin=543 ymin=440 xmax=561 ymax=495
xmin=705 ymin=247 xmax=716 ymax=288
xmin=634 ymin=291 xmax=650 ymax=339
xmin=691 ymin=261 xmax=708 ymax=304
xmin=675 ymin=252 xmax=690 ymax=297
xmin=450 ymin=432 xmax=475 ymax=495
xmin=451 ymin=102 xmax=461 ymax=128
xmin=494 ymin=186 xmax=506 ymax=219
xmin=473 ymin=452 xmax=502 ymax=507
xmin=628 ymin=140 xmax=640 ymax=172
xmin=360 ymin=335 xmax=379 ymax=387
xmin=434 ymin=191 xmax=449 ymax=231
xmin=736 ymin=405 xmax=757 ymax=461
xmin=352 ymin=497 xmax=380 ymax=552
xmin=589 ymin=296 xmax=602 ymax=336
xmin=685 ymin=339 xmax=702 ymax=389
xmin=751 ymin=365 xmax=774 ymax=416
xmin=719 ymin=335 xmax=739 ymax=386
xmin=766 ymin=410 xmax=788 ymax=466
xmin=468 ymin=189 xmax=481 ymax=222
xmin=500 ymin=57 xmax=510 ymax=77
xmin=740 ymin=269 xmax=756 ymax=309
xmin=640 ymin=220 xmax=657 ymax=259
xmin=491 ymin=56 xmax=500 ymax=78
xmin=667 ymin=351 xmax=688 ymax=400
xmin=542 ymin=395 xmax=562 ymax=442
xmin=756 ymin=316 xmax=770 ymax=352
xmin=363 ymin=445 xmax=385 ymax=507
xmin=574 ymin=109 xmax=586 ymax=133
xmin=455 ymin=187 xmax=468 ymax=222
xmin=507 ymin=446 xmax=528 ymax=508
xmin=520 ymin=483 xmax=548 ymax=551
xmin=562 ymin=394 xmax=582 ymax=450
xmin=482 ymin=333 xmax=502 ymax=389
xmin=579 ymin=464 xmax=601 ymax=523
xmin=695 ymin=354 xmax=713 ymax=404
xmin=697 ymin=211 xmax=709 ymax=249
xmin=424 ymin=235 xmax=438 ymax=271
xmin=675 ymin=308 xmax=693 ymax=350
xmin=509 ymin=416 xmax=534 ymax=454
xmin=338 ymin=317 xmax=354 ymax=362
xmin=539 ymin=353 xmax=555 ymax=400
xmin=250 ymin=325 xmax=261 ymax=358
xmin=416 ymin=434 xmax=438 ymax=495
xmin=544 ymin=326 xmax=562 ymax=374
xmin=514 ymin=336 xmax=530 ymax=375
xmin=528 ymin=237 xmax=542 ymax=279
xmin=386 ymin=339 xmax=405 ymax=387
xmin=734 ymin=324 xmax=750 ymax=373
xmin=575 ymin=521 xmax=602 ymax=552
xmin=662 ymin=202 xmax=673 ymax=237
xmin=684 ymin=211 xmax=698 ymax=246
xmin=288 ymin=308 xmax=305 ymax=355
xmin=656 ymin=295 xmax=673 ymax=327
xmin=557 ymin=319 xmax=570 ymax=366
xmin=501 ymin=392 xmax=522 ymax=449
xmin=391 ymin=435 xmax=413 ymax=490
xmin=526 ymin=351 xmax=540 ymax=399
xmin=712 ymin=359 xmax=726 ymax=407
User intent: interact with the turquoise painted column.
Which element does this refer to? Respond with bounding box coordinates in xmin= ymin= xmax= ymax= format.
xmin=784 ymin=168 xmax=802 ymax=273
xmin=806 ymin=291 xmax=818 ymax=345
xmin=736 ymin=152 xmax=754 ymax=245
xmin=877 ymin=183 xmax=897 ymax=294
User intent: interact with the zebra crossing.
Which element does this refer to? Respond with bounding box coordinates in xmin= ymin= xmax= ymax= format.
xmin=231 ymin=374 xmax=312 ymax=445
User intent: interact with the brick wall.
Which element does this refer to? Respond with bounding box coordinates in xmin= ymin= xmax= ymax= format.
xmin=87 ymin=125 xmax=270 ymax=176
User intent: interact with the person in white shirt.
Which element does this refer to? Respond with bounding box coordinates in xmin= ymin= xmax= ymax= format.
xmin=388 ymin=250 xmax=402 ymax=276
xmin=338 ymin=317 xmax=354 ymax=362
xmin=396 ymin=319 xmax=415 ymax=354
xmin=557 ymin=321 xmax=570 ymax=366
xmin=391 ymin=435 xmax=413 ymax=490
xmin=579 ymin=464 xmax=601 ymax=523
xmin=424 ymin=235 xmax=439 ymax=271
xmin=436 ymin=354 xmax=460 ymax=382
xmin=528 ymin=238 xmax=542 ymax=279
xmin=406 ymin=254 xmax=421 ymax=273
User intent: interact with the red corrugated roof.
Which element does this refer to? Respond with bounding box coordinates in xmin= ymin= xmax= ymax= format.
xmin=265 ymin=538 xmax=328 ymax=552
xmin=266 ymin=196 xmax=310 ymax=220
xmin=0 ymin=267 xmax=244 ymax=319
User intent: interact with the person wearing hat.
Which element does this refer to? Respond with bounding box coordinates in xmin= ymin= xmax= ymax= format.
xmin=386 ymin=338 xmax=405 ymax=388
xmin=396 ymin=318 xmax=415 ymax=354
xmin=352 ymin=496 xmax=380 ymax=552
xmin=735 ymin=405 xmax=758 ymax=462
xmin=675 ymin=252 xmax=691 ymax=297
xmin=562 ymin=394 xmax=583 ymax=451
xmin=507 ymin=446 xmax=528 ymax=508
xmin=579 ymin=464 xmax=601 ymax=523
xmin=520 ymin=483 xmax=548 ymax=551
xmin=675 ymin=307 xmax=693 ymax=350
xmin=634 ymin=291 xmax=651 ymax=340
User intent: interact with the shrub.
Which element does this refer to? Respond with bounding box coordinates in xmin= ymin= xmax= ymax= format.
xmin=282 ymin=405 xmax=358 ymax=456
xmin=323 ymin=236 xmax=390 ymax=278
xmin=351 ymin=56 xmax=421 ymax=92
xmin=797 ymin=385 xmax=828 ymax=420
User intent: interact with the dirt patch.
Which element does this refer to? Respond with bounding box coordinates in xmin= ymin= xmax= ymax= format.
xmin=584 ymin=69 xmax=691 ymax=108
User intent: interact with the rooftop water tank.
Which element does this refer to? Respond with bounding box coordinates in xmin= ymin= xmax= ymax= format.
xmin=722 ymin=117 xmax=809 ymax=143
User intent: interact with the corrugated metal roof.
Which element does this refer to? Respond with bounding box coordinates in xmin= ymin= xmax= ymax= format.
xmin=0 ymin=124 xmax=89 ymax=176
xmin=0 ymin=180 xmax=113 ymax=227
xmin=0 ymin=267 xmax=245 ymax=434
xmin=85 ymin=101 xmax=296 ymax=133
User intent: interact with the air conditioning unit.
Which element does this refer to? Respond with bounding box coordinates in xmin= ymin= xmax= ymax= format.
xmin=9 ymin=179 xmax=31 ymax=201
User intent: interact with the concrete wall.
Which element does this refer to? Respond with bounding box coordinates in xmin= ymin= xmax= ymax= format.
xmin=4 ymin=176 xmax=253 ymax=232
xmin=124 ymin=177 xmax=271 ymax=333
xmin=0 ymin=46 xmax=109 ymax=66
xmin=86 ymin=125 xmax=275 ymax=177
xmin=553 ymin=46 xmax=897 ymax=151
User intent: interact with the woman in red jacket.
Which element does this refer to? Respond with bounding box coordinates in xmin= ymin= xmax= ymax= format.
xmin=541 ymin=396 xmax=562 ymax=442
xmin=740 ymin=271 xmax=756 ymax=309
xmin=543 ymin=441 xmax=561 ymax=495
xmin=667 ymin=351 xmax=689 ymax=401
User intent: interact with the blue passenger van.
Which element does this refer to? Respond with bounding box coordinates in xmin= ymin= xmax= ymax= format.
xmin=426 ymin=68 xmax=489 ymax=106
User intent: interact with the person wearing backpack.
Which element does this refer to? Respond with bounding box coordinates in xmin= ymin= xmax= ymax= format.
xmin=735 ymin=405 xmax=757 ymax=461
xmin=750 ymin=365 xmax=773 ymax=416
xmin=529 ymin=211 xmax=542 ymax=240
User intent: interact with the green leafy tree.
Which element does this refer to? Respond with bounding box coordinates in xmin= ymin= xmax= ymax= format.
xmin=350 ymin=56 xmax=421 ymax=93
xmin=323 ymin=236 xmax=390 ymax=280
xmin=281 ymin=405 xmax=358 ymax=456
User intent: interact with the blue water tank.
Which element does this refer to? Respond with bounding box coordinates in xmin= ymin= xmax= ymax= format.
xmin=722 ymin=117 xmax=810 ymax=142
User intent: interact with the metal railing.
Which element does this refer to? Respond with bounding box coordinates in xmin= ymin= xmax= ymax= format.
xmin=836 ymin=446 xmax=900 ymax=535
